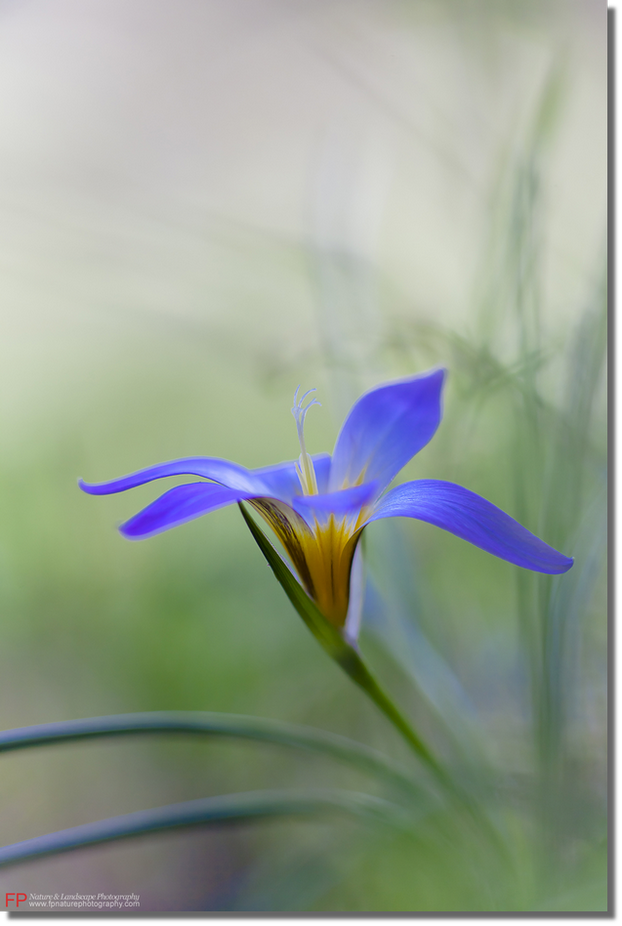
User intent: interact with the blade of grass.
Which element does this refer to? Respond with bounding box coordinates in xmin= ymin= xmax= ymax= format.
xmin=0 ymin=788 xmax=409 ymax=869
xmin=0 ymin=711 xmax=421 ymax=800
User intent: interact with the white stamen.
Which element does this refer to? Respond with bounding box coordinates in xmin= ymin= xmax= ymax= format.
xmin=291 ymin=386 xmax=321 ymax=495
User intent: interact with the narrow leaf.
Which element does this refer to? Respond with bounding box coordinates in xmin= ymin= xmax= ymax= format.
xmin=0 ymin=789 xmax=408 ymax=869
xmin=0 ymin=711 xmax=420 ymax=799
xmin=238 ymin=502 xmax=346 ymax=656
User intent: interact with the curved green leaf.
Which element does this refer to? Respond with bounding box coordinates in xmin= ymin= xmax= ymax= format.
xmin=0 ymin=711 xmax=420 ymax=799
xmin=0 ymin=789 xmax=409 ymax=869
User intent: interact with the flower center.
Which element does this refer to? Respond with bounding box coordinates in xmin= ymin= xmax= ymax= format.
xmin=291 ymin=386 xmax=320 ymax=496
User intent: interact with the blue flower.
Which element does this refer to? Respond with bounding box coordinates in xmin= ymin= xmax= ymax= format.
xmin=80 ymin=370 xmax=572 ymax=628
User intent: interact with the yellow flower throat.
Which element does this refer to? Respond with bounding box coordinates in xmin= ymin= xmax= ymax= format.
xmin=250 ymin=388 xmax=366 ymax=628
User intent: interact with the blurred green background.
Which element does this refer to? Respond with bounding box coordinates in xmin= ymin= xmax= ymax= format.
xmin=0 ymin=0 xmax=606 ymax=912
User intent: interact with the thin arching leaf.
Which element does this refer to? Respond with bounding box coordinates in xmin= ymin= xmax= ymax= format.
xmin=0 ymin=711 xmax=421 ymax=799
xmin=0 ymin=789 xmax=410 ymax=869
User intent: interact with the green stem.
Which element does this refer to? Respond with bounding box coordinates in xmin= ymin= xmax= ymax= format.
xmin=333 ymin=645 xmax=446 ymax=783
xmin=239 ymin=503 xmax=446 ymax=785
xmin=239 ymin=502 xmax=510 ymax=860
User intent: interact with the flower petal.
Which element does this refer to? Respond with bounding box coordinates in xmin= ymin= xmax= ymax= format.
xmin=328 ymin=369 xmax=446 ymax=492
xmin=79 ymin=457 xmax=263 ymax=496
xmin=291 ymin=481 xmax=380 ymax=520
xmin=120 ymin=482 xmax=256 ymax=539
xmin=251 ymin=453 xmax=331 ymax=501
xmin=367 ymin=480 xmax=574 ymax=574
xmin=344 ymin=543 xmax=365 ymax=644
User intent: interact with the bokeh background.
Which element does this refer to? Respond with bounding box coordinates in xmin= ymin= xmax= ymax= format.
xmin=0 ymin=0 xmax=607 ymax=913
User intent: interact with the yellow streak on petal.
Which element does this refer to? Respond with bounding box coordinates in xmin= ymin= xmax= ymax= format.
xmin=249 ymin=498 xmax=317 ymax=597
xmin=250 ymin=497 xmax=371 ymax=629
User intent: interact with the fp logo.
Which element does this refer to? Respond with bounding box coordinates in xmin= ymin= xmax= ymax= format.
xmin=5 ymin=893 xmax=27 ymax=907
